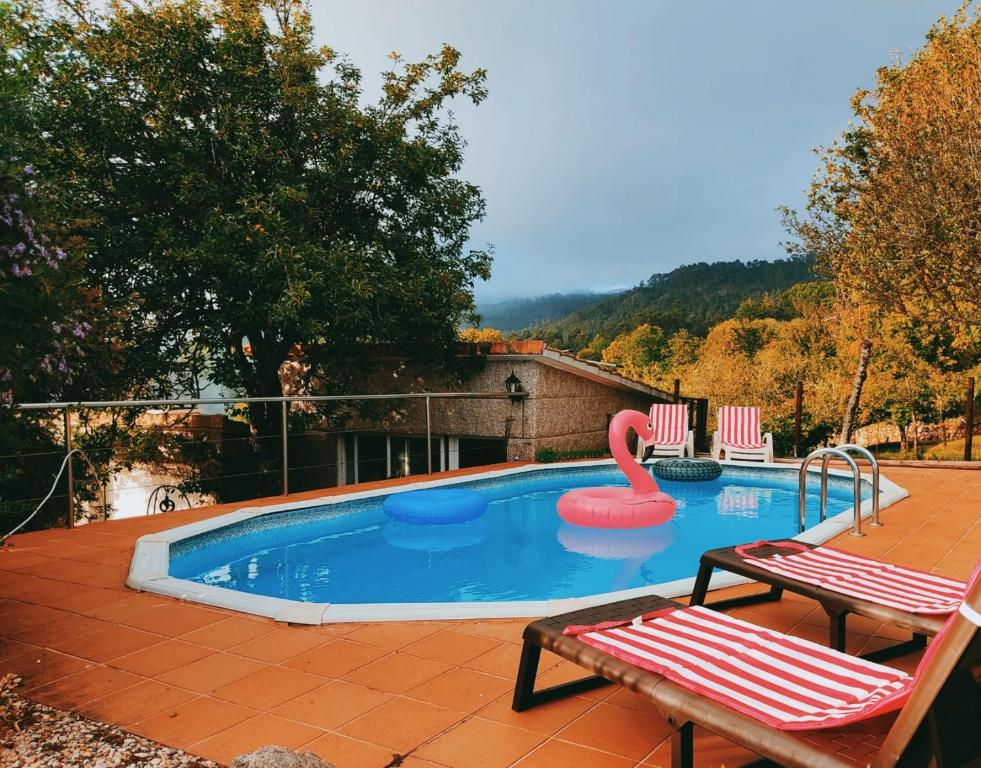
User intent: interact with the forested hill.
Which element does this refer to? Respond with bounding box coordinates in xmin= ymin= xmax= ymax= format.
xmin=517 ymin=257 xmax=816 ymax=349
xmin=476 ymin=291 xmax=622 ymax=332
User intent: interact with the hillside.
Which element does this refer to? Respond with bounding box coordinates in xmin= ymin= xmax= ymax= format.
xmin=520 ymin=257 xmax=816 ymax=349
xmin=476 ymin=291 xmax=621 ymax=332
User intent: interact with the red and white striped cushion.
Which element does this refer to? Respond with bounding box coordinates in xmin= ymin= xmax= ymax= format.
xmin=719 ymin=406 xmax=766 ymax=449
xmin=566 ymin=605 xmax=913 ymax=730
xmin=736 ymin=542 xmax=965 ymax=614
xmin=648 ymin=403 xmax=688 ymax=446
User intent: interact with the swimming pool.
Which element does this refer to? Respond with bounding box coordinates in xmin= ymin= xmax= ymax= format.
xmin=127 ymin=460 xmax=907 ymax=623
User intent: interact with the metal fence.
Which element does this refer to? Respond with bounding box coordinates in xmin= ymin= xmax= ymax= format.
xmin=5 ymin=391 xmax=527 ymax=529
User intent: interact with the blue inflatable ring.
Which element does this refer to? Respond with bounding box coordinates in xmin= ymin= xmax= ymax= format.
xmin=383 ymin=488 xmax=488 ymax=525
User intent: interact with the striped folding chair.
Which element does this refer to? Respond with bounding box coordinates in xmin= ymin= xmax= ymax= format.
xmin=711 ymin=405 xmax=774 ymax=462
xmin=635 ymin=403 xmax=694 ymax=460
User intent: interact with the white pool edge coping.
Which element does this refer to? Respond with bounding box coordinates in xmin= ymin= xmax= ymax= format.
xmin=126 ymin=458 xmax=909 ymax=624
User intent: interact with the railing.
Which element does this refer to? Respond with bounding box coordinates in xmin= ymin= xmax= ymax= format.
xmin=0 ymin=447 xmax=106 ymax=543
xmin=826 ymin=444 xmax=881 ymax=528
xmin=6 ymin=391 xmax=527 ymax=529
xmin=798 ymin=447 xmax=864 ymax=537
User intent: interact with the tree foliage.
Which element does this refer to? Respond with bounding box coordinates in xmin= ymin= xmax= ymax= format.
xmin=523 ymin=257 xmax=816 ymax=350
xmin=784 ymin=4 xmax=980 ymax=330
xmin=20 ymin=0 xmax=491 ymax=429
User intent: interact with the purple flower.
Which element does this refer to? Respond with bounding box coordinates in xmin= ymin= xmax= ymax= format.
xmin=52 ymin=322 xmax=63 ymax=334
xmin=23 ymin=165 xmax=34 ymax=176
xmin=54 ymin=247 xmax=66 ymax=261
xmin=71 ymin=323 xmax=88 ymax=338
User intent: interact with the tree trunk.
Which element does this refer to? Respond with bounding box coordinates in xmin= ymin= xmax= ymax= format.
xmin=839 ymin=338 xmax=873 ymax=445
xmin=911 ymin=410 xmax=918 ymax=455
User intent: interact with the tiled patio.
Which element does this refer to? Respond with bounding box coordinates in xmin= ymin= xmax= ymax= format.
xmin=1 ymin=466 xmax=978 ymax=767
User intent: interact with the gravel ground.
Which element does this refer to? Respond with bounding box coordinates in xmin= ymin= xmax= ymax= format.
xmin=0 ymin=674 xmax=220 ymax=768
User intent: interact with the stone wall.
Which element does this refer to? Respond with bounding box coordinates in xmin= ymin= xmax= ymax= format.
xmin=284 ymin=351 xmax=669 ymax=463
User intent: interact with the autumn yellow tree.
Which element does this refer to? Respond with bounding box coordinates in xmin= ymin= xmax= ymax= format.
xmin=784 ymin=4 xmax=980 ymax=329
xmin=459 ymin=327 xmax=504 ymax=343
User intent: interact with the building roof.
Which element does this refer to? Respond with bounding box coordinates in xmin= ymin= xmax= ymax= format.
xmin=465 ymin=340 xmax=674 ymax=400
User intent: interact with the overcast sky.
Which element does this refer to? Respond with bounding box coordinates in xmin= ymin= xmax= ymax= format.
xmin=311 ymin=1 xmax=952 ymax=300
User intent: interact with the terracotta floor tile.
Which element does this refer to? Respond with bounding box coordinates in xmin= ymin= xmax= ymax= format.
xmin=403 ymin=629 xmax=501 ymax=666
xmin=408 ymin=667 xmax=513 ymax=713
xmin=514 ymin=738 xmax=636 ymax=767
xmin=283 ymin=639 xmax=389 ymax=678
xmin=79 ymin=679 xmax=197 ymax=725
xmin=47 ymin=586 xmax=125 ymax=613
xmin=109 ymin=639 xmax=215 ymax=677
xmin=179 ymin=615 xmax=276 ymax=650
xmin=213 ymin=664 xmax=324 ymax=709
xmin=7 ymin=648 xmax=93 ymax=690
xmin=82 ymin=593 xmax=171 ymax=622
xmin=415 ymin=717 xmax=544 ymax=768
xmin=131 ymin=696 xmax=256 ymax=749
xmin=344 ymin=622 xmax=444 ymax=651
xmin=28 ymin=665 xmax=142 ymax=709
xmin=0 ymin=638 xmax=34 ymax=664
xmin=557 ymin=702 xmax=672 ymax=760
xmin=272 ymin=680 xmax=393 ymax=730
xmin=343 ymin=652 xmax=451 ymax=694
xmin=15 ymin=612 xmax=105 ymax=646
xmin=478 ymin=693 xmax=595 ymax=735
xmin=228 ymin=626 xmax=328 ymax=663
xmin=338 ymin=696 xmax=462 ymax=752
xmin=456 ymin=621 xmax=525 ymax=644
xmin=465 ymin=643 xmax=560 ymax=679
xmin=189 ymin=714 xmax=323 ymax=765
xmin=157 ymin=652 xmax=267 ymax=693
xmin=53 ymin=623 xmax=163 ymax=663
xmin=123 ymin=602 xmax=226 ymax=636
xmin=303 ymin=731 xmax=399 ymax=768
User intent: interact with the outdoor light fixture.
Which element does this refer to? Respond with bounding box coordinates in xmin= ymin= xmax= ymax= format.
xmin=505 ymin=370 xmax=523 ymax=401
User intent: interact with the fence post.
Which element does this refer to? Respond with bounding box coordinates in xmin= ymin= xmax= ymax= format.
xmin=426 ymin=395 xmax=432 ymax=475
xmin=793 ymin=381 xmax=803 ymax=458
xmin=673 ymin=379 xmax=680 ymax=403
xmin=63 ymin=408 xmax=74 ymax=529
xmin=966 ymin=376 xmax=976 ymax=462
xmin=281 ymin=400 xmax=289 ymax=496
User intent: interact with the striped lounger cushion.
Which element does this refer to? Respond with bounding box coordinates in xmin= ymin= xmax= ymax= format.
xmin=649 ymin=403 xmax=688 ymax=446
xmin=719 ymin=406 xmax=766 ymax=449
xmin=735 ymin=541 xmax=966 ymax=614
xmin=565 ymin=605 xmax=915 ymax=730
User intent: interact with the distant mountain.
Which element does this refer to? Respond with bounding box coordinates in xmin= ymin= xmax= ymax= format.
xmin=477 ymin=291 xmax=622 ymax=332
xmin=519 ymin=257 xmax=816 ymax=349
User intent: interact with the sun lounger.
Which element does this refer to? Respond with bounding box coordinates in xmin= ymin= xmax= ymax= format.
xmin=512 ymin=567 xmax=981 ymax=767
xmin=711 ymin=406 xmax=774 ymax=463
xmin=690 ymin=541 xmax=966 ymax=661
xmin=635 ymin=403 xmax=694 ymax=459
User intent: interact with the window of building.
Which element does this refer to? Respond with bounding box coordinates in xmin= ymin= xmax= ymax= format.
xmin=336 ymin=434 xmax=470 ymax=486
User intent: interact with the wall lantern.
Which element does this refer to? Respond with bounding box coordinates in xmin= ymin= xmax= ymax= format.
xmin=505 ymin=370 xmax=523 ymax=402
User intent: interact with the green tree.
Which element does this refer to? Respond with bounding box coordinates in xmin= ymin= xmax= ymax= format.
xmin=601 ymin=324 xmax=669 ymax=379
xmin=23 ymin=0 xmax=491 ymax=442
xmin=783 ymin=5 xmax=980 ymax=330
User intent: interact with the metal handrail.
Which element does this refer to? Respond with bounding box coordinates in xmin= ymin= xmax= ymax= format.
xmin=14 ymin=391 xmax=525 ymax=410
xmin=798 ymin=448 xmax=864 ymax=537
xmin=825 ymin=444 xmax=881 ymax=527
xmin=11 ymin=390 xmax=528 ymax=521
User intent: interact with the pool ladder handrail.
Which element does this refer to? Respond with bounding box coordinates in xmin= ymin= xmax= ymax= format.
xmin=797 ymin=444 xmax=881 ymax=537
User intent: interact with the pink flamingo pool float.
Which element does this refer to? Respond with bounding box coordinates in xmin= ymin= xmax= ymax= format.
xmin=557 ymin=408 xmax=677 ymax=528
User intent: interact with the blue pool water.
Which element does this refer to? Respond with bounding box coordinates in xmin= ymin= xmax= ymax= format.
xmin=169 ymin=464 xmax=871 ymax=604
